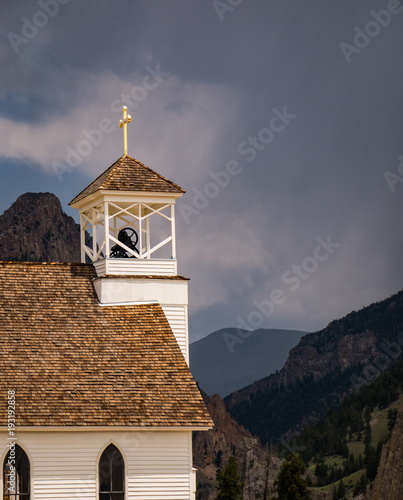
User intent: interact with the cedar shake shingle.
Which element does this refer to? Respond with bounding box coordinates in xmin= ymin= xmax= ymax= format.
xmin=0 ymin=262 xmax=212 ymax=428
xmin=69 ymin=155 xmax=184 ymax=205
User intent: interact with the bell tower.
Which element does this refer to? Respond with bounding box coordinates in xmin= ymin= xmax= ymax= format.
xmin=69 ymin=154 xmax=184 ymax=275
xmin=69 ymin=109 xmax=190 ymax=362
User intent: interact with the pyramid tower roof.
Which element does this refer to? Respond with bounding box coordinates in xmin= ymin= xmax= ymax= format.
xmin=70 ymin=155 xmax=184 ymax=206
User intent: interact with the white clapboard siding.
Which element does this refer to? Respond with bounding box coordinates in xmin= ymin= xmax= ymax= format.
xmin=0 ymin=430 xmax=193 ymax=500
xmin=162 ymin=305 xmax=188 ymax=363
xmin=94 ymin=258 xmax=177 ymax=277
xmin=94 ymin=278 xmax=188 ymax=306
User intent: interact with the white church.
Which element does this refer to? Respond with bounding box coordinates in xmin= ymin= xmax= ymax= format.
xmin=0 ymin=108 xmax=213 ymax=499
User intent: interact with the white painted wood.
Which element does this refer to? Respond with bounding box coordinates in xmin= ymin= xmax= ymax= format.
xmin=191 ymin=469 xmax=197 ymax=500
xmin=80 ymin=214 xmax=86 ymax=263
xmin=71 ymin=191 xmax=182 ymax=215
xmin=102 ymin=191 xmax=182 ymax=205
xmin=0 ymin=430 xmax=194 ymax=499
xmin=145 ymin=216 xmax=151 ymax=255
xmin=94 ymin=277 xmax=188 ymax=305
xmin=94 ymin=258 xmax=178 ymax=276
xmin=171 ymin=204 xmax=176 ymax=259
xmin=138 ymin=202 xmax=142 ymax=259
xmin=92 ymin=211 xmax=97 ymax=262
xmin=162 ymin=305 xmax=189 ymax=363
xmin=104 ymin=200 xmax=110 ymax=258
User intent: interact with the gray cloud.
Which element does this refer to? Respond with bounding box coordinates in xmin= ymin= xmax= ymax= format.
xmin=0 ymin=0 xmax=402 ymax=340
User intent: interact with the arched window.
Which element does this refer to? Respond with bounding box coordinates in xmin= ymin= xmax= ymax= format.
xmin=3 ymin=444 xmax=30 ymax=499
xmin=99 ymin=444 xmax=124 ymax=500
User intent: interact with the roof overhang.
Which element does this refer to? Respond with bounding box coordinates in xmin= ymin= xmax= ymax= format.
xmin=70 ymin=190 xmax=184 ymax=212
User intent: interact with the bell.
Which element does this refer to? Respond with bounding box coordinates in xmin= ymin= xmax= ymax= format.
xmin=110 ymin=228 xmax=139 ymax=258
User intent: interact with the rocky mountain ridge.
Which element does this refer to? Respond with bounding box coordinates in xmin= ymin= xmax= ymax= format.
xmin=226 ymin=289 xmax=403 ymax=443
xmin=0 ymin=192 xmax=81 ymax=262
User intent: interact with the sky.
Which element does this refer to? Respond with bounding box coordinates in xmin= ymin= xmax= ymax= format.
xmin=0 ymin=0 xmax=402 ymax=342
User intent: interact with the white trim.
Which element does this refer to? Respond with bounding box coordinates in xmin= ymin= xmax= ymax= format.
xmin=105 ymin=200 xmax=110 ymax=258
xmin=99 ymin=300 xmax=158 ymax=307
xmin=102 ymin=191 xmax=182 ymax=202
xmin=71 ymin=190 xmax=182 ymax=212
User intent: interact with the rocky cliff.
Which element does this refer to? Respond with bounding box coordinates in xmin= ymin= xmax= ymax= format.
xmin=368 ymin=403 xmax=403 ymax=500
xmin=0 ymin=192 xmax=81 ymax=262
xmin=279 ymin=331 xmax=377 ymax=387
xmin=193 ymin=392 xmax=282 ymax=500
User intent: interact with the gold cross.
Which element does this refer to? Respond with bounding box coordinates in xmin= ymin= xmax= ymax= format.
xmin=119 ymin=106 xmax=132 ymax=155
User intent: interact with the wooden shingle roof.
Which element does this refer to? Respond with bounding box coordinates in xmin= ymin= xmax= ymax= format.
xmin=69 ymin=155 xmax=185 ymax=205
xmin=0 ymin=262 xmax=212 ymax=428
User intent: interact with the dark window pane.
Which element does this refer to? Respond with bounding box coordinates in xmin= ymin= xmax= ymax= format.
xmin=17 ymin=451 xmax=30 ymax=495
xmin=99 ymin=445 xmax=124 ymax=500
xmin=111 ymin=457 xmax=124 ymax=492
xmin=3 ymin=445 xmax=30 ymax=500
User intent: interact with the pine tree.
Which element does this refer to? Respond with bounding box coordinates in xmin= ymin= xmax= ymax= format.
xmin=353 ymin=472 xmax=367 ymax=497
xmin=387 ymin=408 xmax=399 ymax=435
xmin=337 ymin=478 xmax=346 ymax=499
xmin=216 ymin=456 xmax=243 ymax=500
xmin=365 ymin=446 xmax=378 ymax=481
xmin=274 ymin=453 xmax=311 ymax=500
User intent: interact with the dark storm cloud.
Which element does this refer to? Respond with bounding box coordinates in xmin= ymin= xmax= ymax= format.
xmin=0 ymin=0 xmax=402 ymax=340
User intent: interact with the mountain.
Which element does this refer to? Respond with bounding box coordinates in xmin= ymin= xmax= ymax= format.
xmin=0 ymin=192 xmax=81 ymax=262
xmin=190 ymin=328 xmax=306 ymax=396
xmin=225 ymin=289 xmax=403 ymax=444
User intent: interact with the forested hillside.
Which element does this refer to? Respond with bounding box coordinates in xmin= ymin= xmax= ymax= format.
xmin=226 ymin=289 xmax=403 ymax=444
xmin=283 ymin=360 xmax=403 ymax=498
